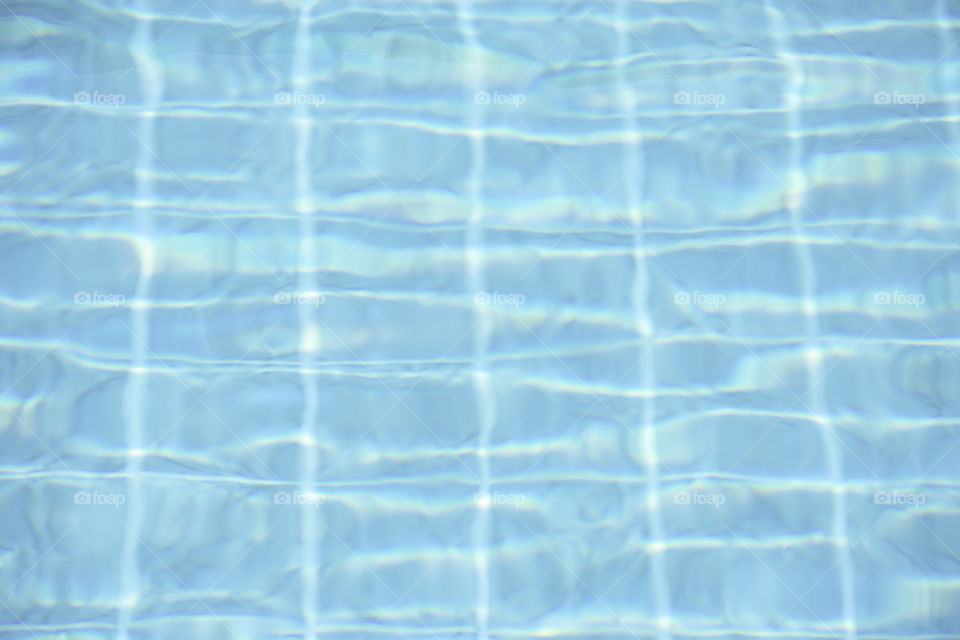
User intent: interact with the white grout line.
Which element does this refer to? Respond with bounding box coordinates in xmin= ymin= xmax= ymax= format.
xmin=614 ymin=4 xmax=672 ymax=639
xmin=457 ymin=2 xmax=493 ymax=639
xmin=766 ymin=3 xmax=857 ymax=638
xmin=935 ymin=0 xmax=959 ymax=225
xmin=118 ymin=4 xmax=162 ymax=639
xmin=294 ymin=3 xmax=320 ymax=640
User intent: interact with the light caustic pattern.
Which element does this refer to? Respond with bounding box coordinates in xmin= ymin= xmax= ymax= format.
xmin=0 ymin=1 xmax=959 ymax=639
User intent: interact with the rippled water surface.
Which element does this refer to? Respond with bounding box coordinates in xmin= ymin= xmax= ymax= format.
xmin=1 ymin=1 xmax=960 ymax=639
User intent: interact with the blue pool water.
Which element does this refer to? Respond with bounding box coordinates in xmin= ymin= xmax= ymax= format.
xmin=1 ymin=1 xmax=959 ymax=638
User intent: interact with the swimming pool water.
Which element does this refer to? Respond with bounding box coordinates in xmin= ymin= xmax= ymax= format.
xmin=1 ymin=1 xmax=959 ymax=639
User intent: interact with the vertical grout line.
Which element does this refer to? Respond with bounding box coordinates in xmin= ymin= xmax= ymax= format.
xmin=614 ymin=4 xmax=672 ymax=639
xmin=294 ymin=3 xmax=319 ymax=640
xmin=457 ymin=2 xmax=493 ymax=639
xmin=119 ymin=4 xmax=161 ymax=639
xmin=936 ymin=0 xmax=959 ymax=225
xmin=766 ymin=3 xmax=857 ymax=638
